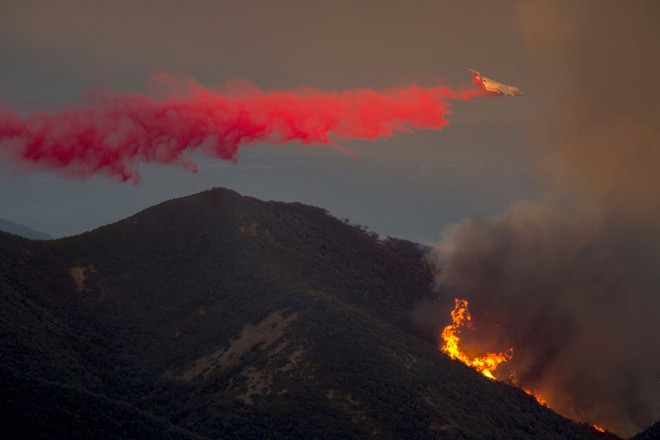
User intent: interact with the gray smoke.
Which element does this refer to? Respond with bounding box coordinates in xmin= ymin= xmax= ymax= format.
xmin=427 ymin=1 xmax=660 ymax=436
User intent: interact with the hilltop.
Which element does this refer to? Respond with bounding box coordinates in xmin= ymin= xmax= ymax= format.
xmin=0 ymin=188 xmax=610 ymax=439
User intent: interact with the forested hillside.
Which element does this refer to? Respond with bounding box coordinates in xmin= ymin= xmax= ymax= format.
xmin=0 ymin=188 xmax=611 ymax=439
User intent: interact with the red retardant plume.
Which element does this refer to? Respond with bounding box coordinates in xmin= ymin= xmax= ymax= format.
xmin=0 ymin=74 xmax=485 ymax=182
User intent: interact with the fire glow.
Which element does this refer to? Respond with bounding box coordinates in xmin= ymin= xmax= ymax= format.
xmin=0 ymin=74 xmax=486 ymax=182
xmin=440 ymin=298 xmax=622 ymax=434
xmin=440 ymin=298 xmax=513 ymax=380
xmin=510 ymin=373 xmax=548 ymax=407
xmin=440 ymin=298 xmax=549 ymax=407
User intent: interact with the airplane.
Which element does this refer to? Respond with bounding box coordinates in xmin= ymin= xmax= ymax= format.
xmin=468 ymin=68 xmax=522 ymax=96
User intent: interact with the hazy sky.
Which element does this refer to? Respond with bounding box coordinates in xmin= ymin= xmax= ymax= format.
xmin=0 ymin=0 xmax=539 ymax=242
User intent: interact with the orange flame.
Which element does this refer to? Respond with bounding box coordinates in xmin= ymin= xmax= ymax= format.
xmin=510 ymin=372 xmax=549 ymax=407
xmin=441 ymin=298 xmax=611 ymax=431
xmin=440 ymin=298 xmax=513 ymax=380
xmin=441 ymin=298 xmax=550 ymax=406
xmin=523 ymin=388 xmax=548 ymax=407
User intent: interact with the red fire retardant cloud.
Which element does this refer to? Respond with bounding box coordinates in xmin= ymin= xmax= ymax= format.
xmin=0 ymin=74 xmax=485 ymax=182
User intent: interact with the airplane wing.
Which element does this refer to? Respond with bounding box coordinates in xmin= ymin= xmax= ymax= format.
xmin=503 ymin=86 xmax=522 ymax=96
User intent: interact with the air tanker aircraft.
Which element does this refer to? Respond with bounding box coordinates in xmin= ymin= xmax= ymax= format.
xmin=469 ymin=68 xmax=522 ymax=96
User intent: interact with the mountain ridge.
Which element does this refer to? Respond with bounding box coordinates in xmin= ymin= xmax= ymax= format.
xmin=0 ymin=187 xmax=614 ymax=439
xmin=0 ymin=217 xmax=52 ymax=240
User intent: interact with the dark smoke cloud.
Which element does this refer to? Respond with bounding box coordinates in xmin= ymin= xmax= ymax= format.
xmin=0 ymin=74 xmax=483 ymax=182
xmin=426 ymin=1 xmax=660 ymax=436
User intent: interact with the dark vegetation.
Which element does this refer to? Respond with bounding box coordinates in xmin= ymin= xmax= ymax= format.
xmin=0 ymin=188 xmax=614 ymax=438
xmin=631 ymin=420 xmax=660 ymax=440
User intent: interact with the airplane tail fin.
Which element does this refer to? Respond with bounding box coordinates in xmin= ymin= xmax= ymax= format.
xmin=468 ymin=68 xmax=484 ymax=88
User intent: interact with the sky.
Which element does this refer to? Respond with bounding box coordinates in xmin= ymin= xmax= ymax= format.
xmin=0 ymin=0 xmax=539 ymax=242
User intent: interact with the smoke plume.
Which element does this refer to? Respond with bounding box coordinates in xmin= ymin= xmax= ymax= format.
xmin=427 ymin=1 xmax=660 ymax=436
xmin=0 ymin=74 xmax=483 ymax=182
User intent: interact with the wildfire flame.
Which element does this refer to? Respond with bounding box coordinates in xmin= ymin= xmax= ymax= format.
xmin=510 ymin=372 xmax=548 ymax=407
xmin=441 ymin=298 xmax=550 ymax=405
xmin=440 ymin=298 xmax=512 ymax=380
xmin=523 ymin=388 xmax=548 ymax=407
xmin=441 ymin=298 xmax=613 ymax=432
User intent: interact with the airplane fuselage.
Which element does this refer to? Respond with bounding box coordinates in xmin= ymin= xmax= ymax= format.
xmin=469 ymin=68 xmax=522 ymax=96
xmin=481 ymin=77 xmax=522 ymax=96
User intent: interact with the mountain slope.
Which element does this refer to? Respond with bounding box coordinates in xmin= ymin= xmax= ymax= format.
xmin=0 ymin=188 xmax=609 ymax=439
xmin=0 ymin=218 xmax=52 ymax=240
xmin=631 ymin=420 xmax=660 ymax=440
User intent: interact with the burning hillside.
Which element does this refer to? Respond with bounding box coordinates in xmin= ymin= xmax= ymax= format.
xmin=439 ymin=297 xmax=621 ymax=435
xmin=439 ymin=298 xmax=512 ymax=381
